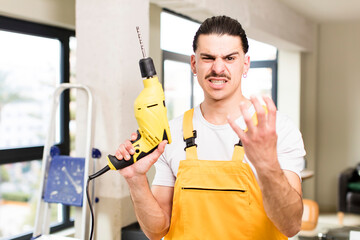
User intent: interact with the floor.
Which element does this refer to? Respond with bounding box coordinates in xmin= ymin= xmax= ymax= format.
xmin=121 ymin=213 xmax=360 ymax=240
xmin=290 ymin=213 xmax=360 ymax=240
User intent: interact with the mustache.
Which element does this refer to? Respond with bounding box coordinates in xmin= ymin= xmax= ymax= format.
xmin=205 ymin=72 xmax=230 ymax=80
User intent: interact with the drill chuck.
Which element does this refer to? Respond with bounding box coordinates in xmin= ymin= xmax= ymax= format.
xmin=139 ymin=57 xmax=157 ymax=78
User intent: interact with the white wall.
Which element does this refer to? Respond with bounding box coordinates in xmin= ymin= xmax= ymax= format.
xmin=316 ymin=22 xmax=360 ymax=211
xmin=278 ymin=50 xmax=301 ymax=128
xmin=0 ymin=0 xmax=75 ymax=29
xmin=151 ymin=0 xmax=316 ymax=52
xmin=76 ymin=0 xmax=150 ymax=238
xmin=300 ymin=49 xmax=318 ymax=201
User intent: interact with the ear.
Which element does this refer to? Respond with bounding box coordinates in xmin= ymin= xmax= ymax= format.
xmin=190 ymin=55 xmax=197 ymax=74
xmin=243 ymin=55 xmax=250 ymax=74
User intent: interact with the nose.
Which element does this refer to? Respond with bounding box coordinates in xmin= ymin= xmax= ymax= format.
xmin=211 ymin=58 xmax=225 ymax=74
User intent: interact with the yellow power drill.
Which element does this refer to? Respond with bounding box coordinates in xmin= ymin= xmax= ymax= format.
xmin=86 ymin=27 xmax=171 ymax=240
xmin=89 ymin=27 xmax=172 ymax=179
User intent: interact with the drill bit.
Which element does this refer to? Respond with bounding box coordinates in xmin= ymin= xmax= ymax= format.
xmin=136 ymin=26 xmax=147 ymax=58
xmin=136 ymin=26 xmax=156 ymax=78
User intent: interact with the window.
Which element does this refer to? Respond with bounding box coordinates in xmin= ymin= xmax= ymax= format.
xmin=161 ymin=10 xmax=201 ymax=120
xmin=245 ymin=39 xmax=278 ymax=103
xmin=161 ymin=11 xmax=278 ymax=120
xmin=0 ymin=16 xmax=74 ymax=240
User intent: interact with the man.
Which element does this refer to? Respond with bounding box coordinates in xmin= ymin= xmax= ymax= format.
xmin=116 ymin=16 xmax=305 ymax=239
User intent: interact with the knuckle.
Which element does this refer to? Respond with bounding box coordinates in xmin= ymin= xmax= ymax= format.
xmin=268 ymin=103 xmax=275 ymax=110
xmin=125 ymin=141 xmax=132 ymax=149
xmin=242 ymin=138 xmax=250 ymax=146
xmin=257 ymin=110 xmax=265 ymax=118
xmin=258 ymin=132 xmax=266 ymax=139
xmin=115 ymin=151 xmax=123 ymax=160
xmin=269 ymin=107 xmax=276 ymax=115
xmin=269 ymin=128 xmax=277 ymax=135
xmin=244 ymin=115 xmax=252 ymax=123
xmin=120 ymin=144 xmax=127 ymax=153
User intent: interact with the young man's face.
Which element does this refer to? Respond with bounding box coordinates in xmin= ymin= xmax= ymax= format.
xmin=191 ymin=34 xmax=250 ymax=103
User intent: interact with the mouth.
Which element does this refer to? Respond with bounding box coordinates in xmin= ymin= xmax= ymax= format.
xmin=209 ymin=79 xmax=227 ymax=85
xmin=205 ymin=72 xmax=231 ymax=89
xmin=208 ymin=78 xmax=228 ymax=89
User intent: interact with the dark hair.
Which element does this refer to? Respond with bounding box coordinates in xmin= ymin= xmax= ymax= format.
xmin=192 ymin=16 xmax=249 ymax=54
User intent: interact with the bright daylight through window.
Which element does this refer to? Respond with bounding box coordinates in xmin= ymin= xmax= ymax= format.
xmin=0 ymin=17 xmax=75 ymax=239
xmin=0 ymin=31 xmax=60 ymax=149
xmin=0 ymin=30 xmax=60 ymax=238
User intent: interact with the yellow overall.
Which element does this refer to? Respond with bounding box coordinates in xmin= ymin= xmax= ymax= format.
xmin=164 ymin=109 xmax=287 ymax=240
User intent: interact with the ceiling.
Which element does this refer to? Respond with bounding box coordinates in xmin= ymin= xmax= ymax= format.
xmin=275 ymin=0 xmax=360 ymax=23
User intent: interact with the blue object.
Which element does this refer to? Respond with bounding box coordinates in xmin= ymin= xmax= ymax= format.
xmin=92 ymin=148 xmax=102 ymax=159
xmin=44 ymin=155 xmax=85 ymax=207
xmin=50 ymin=146 xmax=60 ymax=157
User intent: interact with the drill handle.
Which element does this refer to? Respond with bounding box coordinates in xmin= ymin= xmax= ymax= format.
xmin=106 ymin=130 xmax=157 ymax=170
xmin=107 ymin=154 xmax=135 ymax=170
xmin=106 ymin=131 xmax=140 ymax=170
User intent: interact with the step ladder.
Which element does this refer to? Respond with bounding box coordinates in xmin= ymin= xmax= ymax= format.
xmin=32 ymin=83 xmax=97 ymax=240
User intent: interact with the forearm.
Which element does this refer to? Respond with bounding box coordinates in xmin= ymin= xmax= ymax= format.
xmin=228 ymin=96 xmax=303 ymax=236
xmin=255 ymin=162 xmax=303 ymax=237
xmin=126 ymin=175 xmax=170 ymax=239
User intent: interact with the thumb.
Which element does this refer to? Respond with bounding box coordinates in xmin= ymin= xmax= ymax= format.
xmin=158 ymin=140 xmax=168 ymax=153
xmin=147 ymin=140 xmax=168 ymax=165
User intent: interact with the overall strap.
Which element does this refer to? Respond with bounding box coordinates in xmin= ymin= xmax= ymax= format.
xmin=183 ymin=108 xmax=198 ymax=159
xmin=232 ymin=140 xmax=245 ymax=161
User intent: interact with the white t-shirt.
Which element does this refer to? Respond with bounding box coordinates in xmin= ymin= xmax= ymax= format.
xmin=152 ymin=105 xmax=306 ymax=187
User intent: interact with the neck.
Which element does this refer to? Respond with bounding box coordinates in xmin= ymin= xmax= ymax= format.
xmin=200 ymin=95 xmax=250 ymax=125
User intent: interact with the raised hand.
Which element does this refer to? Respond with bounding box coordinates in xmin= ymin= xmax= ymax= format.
xmin=228 ymin=96 xmax=278 ymax=169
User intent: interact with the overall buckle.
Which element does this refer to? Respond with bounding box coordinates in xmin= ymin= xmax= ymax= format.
xmin=235 ymin=139 xmax=243 ymax=147
xmin=184 ymin=130 xmax=197 ymax=150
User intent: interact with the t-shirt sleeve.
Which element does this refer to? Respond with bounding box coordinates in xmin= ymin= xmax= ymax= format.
xmin=276 ymin=113 xmax=306 ymax=180
xmin=152 ymin=152 xmax=176 ymax=187
xmin=151 ymin=115 xmax=184 ymax=187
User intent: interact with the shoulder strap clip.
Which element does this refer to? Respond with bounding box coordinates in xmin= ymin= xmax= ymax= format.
xmin=184 ymin=130 xmax=197 ymax=150
xmin=234 ymin=139 xmax=243 ymax=147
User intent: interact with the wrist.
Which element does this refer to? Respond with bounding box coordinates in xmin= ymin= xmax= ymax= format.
xmin=253 ymin=156 xmax=282 ymax=177
xmin=125 ymin=173 xmax=148 ymax=188
xmin=125 ymin=174 xmax=153 ymax=202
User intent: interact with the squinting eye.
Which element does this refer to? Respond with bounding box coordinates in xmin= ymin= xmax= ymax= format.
xmin=226 ymin=56 xmax=234 ymax=61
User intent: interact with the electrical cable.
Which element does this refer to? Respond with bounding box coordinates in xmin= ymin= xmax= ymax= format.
xmin=86 ymin=165 xmax=111 ymax=240
xmin=86 ymin=178 xmax=94 ymax=240
xmin=89 ymin=165 xmax=110 ymax=180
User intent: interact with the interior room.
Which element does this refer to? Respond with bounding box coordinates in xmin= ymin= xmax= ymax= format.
xmin=1 ymin=0 xmax=360 ymax=239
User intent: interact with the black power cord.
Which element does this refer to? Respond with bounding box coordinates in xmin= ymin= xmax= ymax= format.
xmin=86 ymin=165 xmax=111 ymax=240
xmin=86 ymin=178 xmax=95 ymax=240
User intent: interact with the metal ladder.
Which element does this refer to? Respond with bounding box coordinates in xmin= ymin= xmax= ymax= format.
xmin=32 ymin=83 xmax=96 ymax=240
